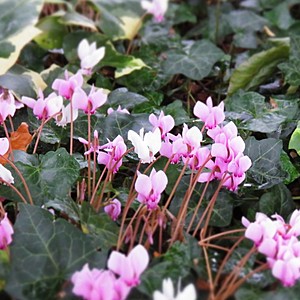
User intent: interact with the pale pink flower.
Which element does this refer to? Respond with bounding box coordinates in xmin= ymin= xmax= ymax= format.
xmin=107 ymin=105 xmax=130 ymax=115
xmin=52 ymin=70 xmax=83 ymax=100
xmin=79 ymin=130 xmax=100 ymax=156
xmin=135 ymin=168 xmax=168 ymax=210
xmin=0 ymin=89 xmax=24 ymax=123
xmin=149 ymin=111 xmax=174 ymax=138
xmin=153 ymin=278 xmax=197 ymax=300
xmin=0 ymin=213 xmax=14 ymax=249
xmin=141 ymin=0 xmax=169 ymax=22
xmin=72 ymin=86 xmax=107 ymax=114
xmin=128 ymin=128 xmax=161 ymax=163
xmin=182 ymin=124 xmax=202 ymax=153
xmin=21 ymin=90 xmax=63 ymax=120
xmin=104 ymin=199 xmax=121 ymax=221
xmin=71 ymin=264 xmax=116 ymax=300
xmin=55 ymin=103 xmax=78 ymax=127
xmin=78 ymin=39 xmax=105 ymax=75
xmin=97 ymin=135 xmax=127 ymax=173
xmin=193 ymin=97 xmax=225 ymax=129
xmin=107 ymin=244 xmax=149 ymax=287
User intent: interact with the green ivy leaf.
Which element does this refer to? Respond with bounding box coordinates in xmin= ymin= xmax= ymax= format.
xmin=244 ymin=137 xmax=287 ymax=189
xmin=228 ymin=43 xmax=289 ymax=95
xmin=5 ymin=204 xmax=105 ymax=300
xmin=289 ymin=121 xmax=300 ymax=155
xmin=259 ymin=183 xmax=295 ymax=218
xmin=162 ymin=40 xmax=224 ymax=80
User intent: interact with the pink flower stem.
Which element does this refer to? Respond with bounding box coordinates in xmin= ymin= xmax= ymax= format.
xmin=69 ymin=98 xmax=74 ymax=156
xmin=0 ymin=179 xmax=28 ymax=204
xmin=130 ymin=207 xmax=147 ymax=250
xmin=90 ymin=166 xmax=107 ymax=207
xmin=95 ymin=169 xmax=112 ymax=212
xmin=0 ymin=155 xmax=33 ymax=205
xmin=87 ymin=111 xmax=92 ymax=199
xmin=203 ymin=242 xmax=215 ymax=298
xmin=8 ymin=115 xmax=14 ymax=132
xmin=215 ymin=245 xmax=257 ymax=299
xmin=138 ymin=210 xmax=152 ymax=245
xmin=2 ymin=121 xmax=10 ymax=141
xmin=201 ymin=174 xmax=230 ymax=238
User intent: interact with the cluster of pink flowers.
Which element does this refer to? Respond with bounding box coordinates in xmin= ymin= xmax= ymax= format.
xmin=157 ymin=97 xmax=251 ymax=191
xmin=71 ymin=244 xmax=149 ymax=300
xmin=243 ymin=210 xmax=300 ymax=286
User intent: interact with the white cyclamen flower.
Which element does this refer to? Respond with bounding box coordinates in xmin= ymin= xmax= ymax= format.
xmin=153 ymin=278 xmax=197 ymax=300
xmin=128 ymin=128 xmax=161 ymax=163
xmin=77 ymin=39 xmax=105 ymax=71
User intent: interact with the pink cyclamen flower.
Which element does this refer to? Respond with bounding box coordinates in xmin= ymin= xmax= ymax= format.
xmin=21 ymin=90 xmax=63 ymax=120
xmin=0 ymin=88 xmax=24 ymax=123
xmin=104 ymin=199 xmax=121 ymax=221
xmin=78 ymin=39 xmax=105 ymax=75
xmin=79 ymin=130 xmax=100 ymax=156
xmin=97 ymin=135 xmax=127 ymax=173
xmin=107 ymin=105 xmax=130 ymax=115
xmin=128 ymin=128 xmax=161 ymax=163
xmin=135 ymin=168 xmax=168 ymax=210
xmin=0 ymin=213 xmax=14 ymax=249
xmin=55 ymin=103 xmax=78 ymax=127
xmin=71 ymin=264 xmax=116 ymax=300
xmin=193 ymin=97 xmax=225 ymax=129
xmin=0 ymin=138 xmax=14 ymax=184
xmin=72 ymin=86 xmax=107 ymax=114
xmin=243 ymin=210 xmax=300 ymax=287
xmin=107 ymin=244 xmax=149 ymax=287
xmin=141 ymin=0 xmax=169 ymax=22
xmin=149 ymin=111 xmax=175 ymax=139
xmin=52 ymin=70 xmax=84 ymax=100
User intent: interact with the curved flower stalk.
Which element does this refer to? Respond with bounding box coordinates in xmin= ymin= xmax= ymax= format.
xmin=72 ymin=244 xmax=149 ymax=300
xmin=153 ymin=278 xmax=197 ymax=300
xmin=128 ymin=128 xmax=162 ymax=163
xmin=77 ymin=39 xmax=105 ymax=75
xmin=141 ymin=0 xmax=169 ymax=23
xmin=135 ymin=168 xmax=168 ymax=210
xmin=0 ymin=213 xmax=14 ymax=250
xmin=243 ymin=210 xmax=300 ymax=286
xmin=0 ymin=88 xmax=24 ymax=125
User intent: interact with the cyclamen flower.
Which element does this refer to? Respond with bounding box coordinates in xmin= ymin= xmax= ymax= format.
xmin=21 ymin=90 xmax=63 ymax=120
xmin=107 ymin=244 xmax=149 ymax=287
xmin=128 ymin=128 xmax=161 ymax=163
xmin=107 ymin=105 xmax=130 ymax=115
xmin=79 ymin=130 xmax=100 ymax=156
xmin=97 ymin=135 xmax=127 ymax=173
xmin=141 ymin=0 xmax=169 ymax=23
xmin=72 ymin=86 xmax=107 ymax=114
xmin=52 ymin=70 xmax=83 ymax=100
xmin=242 ymin=210 xmax=300 ymax=287
xmin=0 ymin=88 xmax=24 ymax=123
xmin=193 ymin=97 xmax=225 ymax=129
xmin=78 ymin=39 xmax=105 ymax=75
xmin=149 ymin=111 xmax=175 ymax=139
xmin=153 ymin=278 xmax=197 ymax=300
xmin=0 ymin=213 xmax=14 ymax=249
xmin=71 ymin=264 xmax=116 ymax=300
xmin=55 ymin=103 xmax=78 ymax=127
xmin=104 ymin=199 xmax=121 ymax=221
xmin=135 ymin=168 xmax=168 ymax=210
xmin=0 ymin=138 xmax=14 ymax=184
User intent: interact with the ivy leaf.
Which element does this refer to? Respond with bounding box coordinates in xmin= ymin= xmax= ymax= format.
xmin=244 ymin=137 xmax=287 ymax=189
xmin=228 ymin=43 xmax=289 ymax=95
xmin=5 ymin=204 xmax=105 ymax=300
xmin=289 ymin=122 xmax=300 ymax=155
xmin=259 ymin=183 xmax=295 ymax=218
xmin=0 ymin=149 xmax=80 ymax=205
xmin=162 ymin=40 xmax=224 ymax=80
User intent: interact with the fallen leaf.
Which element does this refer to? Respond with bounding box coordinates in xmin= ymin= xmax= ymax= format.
xmin=10 ymin=122 xmax=33 ymax=152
